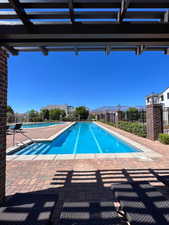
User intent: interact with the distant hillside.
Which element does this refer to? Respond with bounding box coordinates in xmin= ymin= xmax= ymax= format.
xmin=92 ymin=106 xmax=145 ymax=113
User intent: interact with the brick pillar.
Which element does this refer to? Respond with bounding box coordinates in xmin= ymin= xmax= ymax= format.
xmin=0 ymin=49 xmax=8 ymax=202
xmin=146 ymin=104 xmax=163 ymax=140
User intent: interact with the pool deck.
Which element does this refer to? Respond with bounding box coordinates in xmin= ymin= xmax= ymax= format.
xmin=6 ymin=121 xmax=169 ymax=199
xmin=6 ymin=122 xmax=71 ymax=149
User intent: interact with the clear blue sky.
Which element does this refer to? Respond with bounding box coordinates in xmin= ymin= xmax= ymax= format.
xmin=8 ymin=51 xmax=169 ymax=113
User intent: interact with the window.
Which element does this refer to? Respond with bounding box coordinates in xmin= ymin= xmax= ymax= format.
xmin=161 ymin=95 xmax=164 ymax=101
xmin=167 ymin=93 xmax=169 ymax=99
xmin=147 ymin=97 xmax=150 ymax=103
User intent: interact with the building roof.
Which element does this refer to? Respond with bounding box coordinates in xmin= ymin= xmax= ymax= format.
xmin=146 ymin=87 xmax=169 ymax=98
xmin=145 ymin=93 xmax=159 ymax=98
xmin=159 ymin=87 xmax=169 ymax=95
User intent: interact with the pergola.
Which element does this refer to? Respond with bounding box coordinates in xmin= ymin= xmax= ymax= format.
xmin=0 ymin=0 xmax=167 ymax=202
xmin=1 ymin=0 xmax=169 ymax=55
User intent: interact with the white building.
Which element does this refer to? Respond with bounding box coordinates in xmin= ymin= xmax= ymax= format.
xmin=42 ymin=104 xmax=74 ymax=116
xmin=158 ymin=87 xmax=169 ymax=107
xmin=146 ymin=87 xmax=169 ymax=126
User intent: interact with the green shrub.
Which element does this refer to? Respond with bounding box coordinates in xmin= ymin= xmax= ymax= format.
xmin=108 ymin=121 xmax=147 ymax=138
xmin=158 ymin=133 xmax=169 ymax=144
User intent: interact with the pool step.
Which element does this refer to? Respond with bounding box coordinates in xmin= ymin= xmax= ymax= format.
xmin=16 ymin=142 xmax=51 ymax=155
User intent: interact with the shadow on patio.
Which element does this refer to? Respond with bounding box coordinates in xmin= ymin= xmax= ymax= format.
xmin=1 ymin=168 xmax=169 ymax=225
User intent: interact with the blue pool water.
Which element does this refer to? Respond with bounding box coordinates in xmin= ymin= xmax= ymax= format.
xmin=10 ymin=122 xmax=64 ymax=129
xmin=10 ymin=122 xmax=141 ymax=155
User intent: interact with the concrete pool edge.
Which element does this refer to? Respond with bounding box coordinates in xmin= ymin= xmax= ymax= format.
xmin=7 ymin=151 xmax=161 ymax=161
xmin=18 ymin=122 xmax=66 ymax=130
xmin=7 ymin=121 xmax=162 ymax=161
xmin=6 ymin=122 xmax=76 ymax=156
xmin=8 ymin=121 xmax=66 ymax=129
xmin=32 ymin=122 xmax=76 ymax=141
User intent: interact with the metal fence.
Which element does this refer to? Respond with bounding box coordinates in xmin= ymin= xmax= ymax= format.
xmin=124 ymin=110 xmax=146 ymax=124
xmin=163 ymin=107 xmax=169 ymax=134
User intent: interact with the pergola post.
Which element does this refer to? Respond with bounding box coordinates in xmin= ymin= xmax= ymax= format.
xmin=0 ymin=48 xmax=8 ymax=202
xmin=146 ymin=104 xmax=163 ymax=140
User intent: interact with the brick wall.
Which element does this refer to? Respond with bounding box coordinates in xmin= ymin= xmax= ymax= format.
xmin=146 ymin=104 xmax=163 ymax=140
xmin=0 ymin=49 xmax=7 ymax=202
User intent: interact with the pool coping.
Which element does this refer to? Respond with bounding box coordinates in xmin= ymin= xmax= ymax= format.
xmin=7 ymin=121 xmax=162 ymax=161
xmin=18 ymin=122 xmax=66 ymax=130
xmin=32 ymin=122 xmax=76 ymax=141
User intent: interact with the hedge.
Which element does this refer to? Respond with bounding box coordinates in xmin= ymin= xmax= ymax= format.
xmin=158 ymin=133 xmax=169 ymax=145
xmin=108 ymin=121 xmax=147 ymax=138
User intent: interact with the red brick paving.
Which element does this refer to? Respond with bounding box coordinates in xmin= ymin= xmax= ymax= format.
xmin=6 ymin=122 xmax=169 ymax=197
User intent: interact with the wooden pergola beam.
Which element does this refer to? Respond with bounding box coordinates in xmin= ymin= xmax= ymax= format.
xmin=135 ymin=45 xmax=144 ymax=56
xmin=164 ymin=48 xmax=169 ymax=55
xmin=118 ymin=0 xmax=130 ymax=23
xmin=68 ymin=0 xmax=75 ymax=23
xmin=163 ymin=10 xmax=169 ymax=23
xmin=105 ymin=45 xmax=111 ymax=56
xmin=1 ymin=0 xmax=169 ymax=9
xmin=0 ymin=10 xmax=165 ymax=20
xmin=8 ymin=0 xmax=34 ymax=32
xmin=74 ymin=47 xmax=79 ymax=56
xmin=2 ymin=45 xmax=18 ymax=56
xmin=39 ymin=46 xmax=48 ymax=56
xmin=0 ymin=1 xmax=169 ymax=54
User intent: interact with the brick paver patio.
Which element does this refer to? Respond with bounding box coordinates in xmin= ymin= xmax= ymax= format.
xmin=6 ymin=122 xmax=169 ymax=198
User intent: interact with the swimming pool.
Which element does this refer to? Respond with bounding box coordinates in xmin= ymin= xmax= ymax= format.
xmin=10 ymin=122 xmax=64 ymax=129
xmin=9 ymin=122 xmax=141 ymax=155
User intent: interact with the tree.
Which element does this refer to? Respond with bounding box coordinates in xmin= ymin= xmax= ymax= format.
xmin=75 ymin=106 xmax=89 ymax=120
xmin=49 ymin=108 xmax=66 ymax=121
xmin=7 ymin=105 xmax=15 ymax=123
xmin=41 ymin=109 xmax=49 ymax=120
xmin=88 ymin=113 xmax=96 ymax=121
xmin=27 ymin=110 xmax=41 ymax=122
xmin=7 ymin=105 xmax=14 ymax=114
xmin=127 ymin=107 xmax=139 ymax=121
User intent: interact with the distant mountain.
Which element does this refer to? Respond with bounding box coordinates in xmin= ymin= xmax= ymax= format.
xmin=92 ymin=105 xmax=145 ymax=113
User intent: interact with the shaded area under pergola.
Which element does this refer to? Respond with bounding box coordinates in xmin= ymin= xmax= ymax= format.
xmin=1 ymin=0 xmax=169 ymax=55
